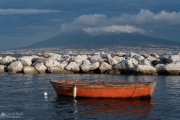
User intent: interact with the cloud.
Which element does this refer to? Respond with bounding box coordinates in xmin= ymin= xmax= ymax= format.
xmin=60 ymin=14 xmax=145 ymax=34
xmin=60 ymin=9 xmax=180 ymax=35
xmin=119 ymin=9 xmax=180 ymax=26
xmin=73 ymin=14 xmax=107 ymax=27
xmin=60 ymin=14 xmax=109 ymax=33
xmin=0 ymin=9 xmax=60 ymax=15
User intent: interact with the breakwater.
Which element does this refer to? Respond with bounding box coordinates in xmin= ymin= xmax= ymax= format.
xmin=0 ymin=52 xmax=180 ymax=75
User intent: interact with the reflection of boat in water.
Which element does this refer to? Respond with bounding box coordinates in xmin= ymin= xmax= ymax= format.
xmin=54 ymin=96 xmax=154 ymax=117
xmin=50 ymin=80 xmax=156 ymax=99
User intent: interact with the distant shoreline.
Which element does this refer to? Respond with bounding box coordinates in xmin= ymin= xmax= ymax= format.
xmin=0 ymin=54 xmax=40 ymax=57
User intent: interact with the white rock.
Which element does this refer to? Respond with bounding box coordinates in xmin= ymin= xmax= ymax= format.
xmin=90 ymin=55 xmax=104 ymax=63
xmin=155 ymin=64 xmax=166 ymax=71
xmin=74 ymin=59 xmax=83 ymax=66
xmin=32 ymin=57 xmax=48 ymax=67
xmin=129 ymin=52 xmax=139 ymax=58
xmin=108 ymin=56 xmax=125 ymax=65
xmin=56 ymin=61 xmax=68 ymax=70
xmin=141 ymin=53 xmax=149 ymax=58
xmin=48 ymin=66 xmax=73 ymax=74
xmin=8 ymin=61 xmax=23 ymax=73
xmin=138 ymin=56 xmax=145 ymax=61
xmin=101 ymin=53 xmax=109 ymax=59
xmin=99 ymin=62 xmax=112 ymax=73
xmin=80 ymin=60 xmax=91 ymax=72
xmin=48 ymin=54 xmax=61 ymax=61
xmin=61 ymin=55 xmax=72 ymax=62
xmin=107 ymin=54 xmax=112 ymax=59
xmin=74 ymin=55 xmax=87 ymax=64
xmin=81 ymin=64 xmax=90 ymax=72
xmin=90 ymin=62 xmax=100 ymax=70
xmin=164 ymin=62 xmax=180 ymax=75
xmin=166 ymin=55 xmax=180 ymax=63
xmin=114 ymin=58 xmax=138 ymax=70
xmin=114 ymin=60 xmax=126 ymax=70
xmin=126 ymin=58 xmax=138 ymax=69
xmin=87 ymin=55 xmax=92 ymax=59
xmin=134 ymin=65 xmax=157 ymax=75
xmin=0 ymin=65 xmax=5 ymax=72
xmin=76 ymin=55 xmax=87 ymax=60
xmin=133 ymin=55 xmax=145 ymax=61
xmin=160 ymin=55 xmax=169 ymax=61
xmin=18 ymin=56 xmax=32 ymax=66
xmin=44 ymin=53 xmax=54 ymax=58
xmin=138 ymin=59 xmax=151 ymax=65
xmin=0 ymin=56 xmax=16 ymax=65
xmin=151 ymin=53 xmax=159 ymax=59
xmin=82 ymin=60 xmax=91 ymax=65
xmin=80 ymin=60 xmax=100 ymax=72
xmin=71 ymin=55 xmax=87 ymax=66
xmin=43 ymin=53 xmax=62 ymax=61
xmin=65 ymin=62 xmax=80 ymax=72
xmin=34 ymin=63 xmax=47 ymax=73
xmin=23 ymin=66 xmax=38 ymax=74
xmin=146 ymin=56 xmax=157 ymax=62
xmin=44 ymin=59 xmax=60 ymax=68
xmin=73 ymin=55 xmax=87 ymax=61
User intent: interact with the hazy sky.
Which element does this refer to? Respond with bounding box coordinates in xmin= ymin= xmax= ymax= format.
xmin=0 ymin=0 xmax=180 ymax=49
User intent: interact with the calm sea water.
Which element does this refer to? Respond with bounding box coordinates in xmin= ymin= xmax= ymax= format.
xmin=0 ymin=73 xmax=180 ymax=120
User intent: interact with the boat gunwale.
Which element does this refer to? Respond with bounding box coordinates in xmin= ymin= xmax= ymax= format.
xmin=50 ymin=80 xmax=156 ymax=88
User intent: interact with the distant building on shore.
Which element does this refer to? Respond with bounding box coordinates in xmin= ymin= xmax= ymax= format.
xmin=68 ymin=49 xmax=73 ymax=55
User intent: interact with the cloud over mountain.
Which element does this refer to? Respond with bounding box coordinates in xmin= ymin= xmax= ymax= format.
xmin=60 ymin=9 xmax=180 ymax=35
xmin=83 ymin=25 xmax=146 ymax=35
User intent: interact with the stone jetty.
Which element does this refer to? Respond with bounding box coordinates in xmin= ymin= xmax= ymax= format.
xmin=1 ymin=52 xmax=180 ymax=75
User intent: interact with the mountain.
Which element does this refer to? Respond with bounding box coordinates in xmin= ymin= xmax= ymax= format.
xmin=24 ymin=31 xmax=180 ymax=49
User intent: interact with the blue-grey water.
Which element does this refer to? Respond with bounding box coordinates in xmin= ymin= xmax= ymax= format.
xmin=0 ymin=73 xmax=180 ymax=120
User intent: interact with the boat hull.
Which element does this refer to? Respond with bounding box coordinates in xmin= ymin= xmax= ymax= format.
xmin=50 ymin=80 xmax=155 ymax=99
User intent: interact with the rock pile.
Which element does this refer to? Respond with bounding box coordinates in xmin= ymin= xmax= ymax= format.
xmin=1 ymin=52 xmax=180 ymax=75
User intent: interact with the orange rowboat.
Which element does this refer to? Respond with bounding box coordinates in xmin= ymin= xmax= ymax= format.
xmin=50 ymin=80 xmax=156 ymax=99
